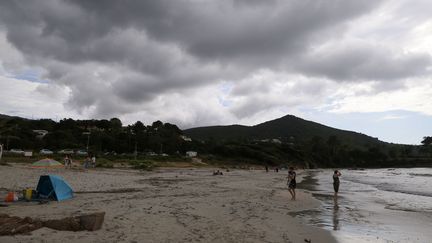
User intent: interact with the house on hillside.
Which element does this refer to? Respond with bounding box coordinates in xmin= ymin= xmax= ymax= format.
xmin=186 ymin=151 xmax=197 ymax=157
xmin=78 ymin=125 xmax=104 ymax=131
xmin=180 ymin=135 xmax=192 ymax=142
xmin=259 ymin=138 xmax=282 ymax=144
xmin=33 ymin=130 xmax=48 ymax=139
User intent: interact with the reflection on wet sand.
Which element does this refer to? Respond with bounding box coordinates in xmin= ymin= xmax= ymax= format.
xmin=333 ymin=197 xmax=340 ymax=231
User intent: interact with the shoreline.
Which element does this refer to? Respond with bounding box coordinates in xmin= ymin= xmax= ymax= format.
xmin=293 ymin=169 xmax=432 ymax=243
xmin=0 ymin=164 xmax=336 ymax=243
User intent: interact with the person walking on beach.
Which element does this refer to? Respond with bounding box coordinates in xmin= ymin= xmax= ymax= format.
xmin=64 ymin=155 xmax=72 ymax=169
xmin=91 ymin=154 xmax=96 ymax=168
xmin=287 ymin=167 xmax=296 ymax=200
xmin=333 ymin=170 xmax=341 ymax=197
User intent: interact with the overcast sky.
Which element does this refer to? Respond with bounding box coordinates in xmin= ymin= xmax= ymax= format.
xmin=0 ymin=0 xmax=431 ymax=144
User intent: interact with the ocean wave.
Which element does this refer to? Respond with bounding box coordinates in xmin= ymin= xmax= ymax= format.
xmin=409 ymin=173 xmax=432 ymax=177
xmin=341 ymin=177 xmax=432 ymax=198
xmin=384 ymin=204 xmax=432 ymax=213
xmin=385 ymin=172 xmax=401 ymax=175
xmin=376 ymin=184 xmax=432 ymax=198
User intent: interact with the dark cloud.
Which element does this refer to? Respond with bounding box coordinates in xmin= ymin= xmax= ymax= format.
xmin=1 ymin=0 xmax=430 ymax=122
xmin=1 ymin=1 xmax=379 ymax=65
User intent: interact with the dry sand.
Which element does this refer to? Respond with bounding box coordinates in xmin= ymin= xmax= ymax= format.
xmin=0 ymin=164 xmax=336 ymax=243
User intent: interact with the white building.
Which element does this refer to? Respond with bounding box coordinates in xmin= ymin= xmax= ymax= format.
xmin=33 ymin=130 xmax=49 ymax=139
xmin=259 ymin=138 xmax=282 ymax=144
xmin=180 ymin=135 xmax=192 ymax=142
xmin=186 ymin=151 xmax=197 ymax=157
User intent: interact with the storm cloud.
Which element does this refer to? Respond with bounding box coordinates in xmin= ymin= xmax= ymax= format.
xmin=0 ymin=0 xmax=431 ymax=128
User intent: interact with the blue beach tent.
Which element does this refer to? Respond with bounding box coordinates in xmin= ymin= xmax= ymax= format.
xmin=36 ymin=175 xmax=74 ymax=201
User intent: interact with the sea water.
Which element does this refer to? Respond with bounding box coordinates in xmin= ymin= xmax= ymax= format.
xmin=293 ymin=168 xmax=432 ymax=243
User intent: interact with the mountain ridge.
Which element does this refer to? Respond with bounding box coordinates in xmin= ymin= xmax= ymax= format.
xmin=184 ymin=114 xmax=384 ymax=147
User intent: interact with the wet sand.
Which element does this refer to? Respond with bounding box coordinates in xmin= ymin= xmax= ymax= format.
xmin=293 ymin=170 xmax=432 ymax=243
xmin=0 ymin=164 xmax=335 ymax=243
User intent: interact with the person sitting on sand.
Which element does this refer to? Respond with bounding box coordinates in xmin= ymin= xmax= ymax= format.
xmin=83 ymin=156 xmax=91 ymax=169
xmin=333 ymin=170 xmax=341 ymax=197
xmin=287 ymin=167 xmax=296 ymax=200
xmin=213 ymin=170 xmax=223 ymax=176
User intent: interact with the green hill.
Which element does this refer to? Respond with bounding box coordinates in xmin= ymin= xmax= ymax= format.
xmin=2 ymin=113 xmax=427 ymax=167
xmin=184 ymin=114 xmax=383 ymax=148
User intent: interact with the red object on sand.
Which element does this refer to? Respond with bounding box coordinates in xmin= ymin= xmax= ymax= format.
xmin=4 ymin=192 xmax=16 ymax=202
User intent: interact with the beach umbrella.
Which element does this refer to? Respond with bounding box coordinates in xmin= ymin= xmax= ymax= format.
xmin=32 ymin=158 xmax=63 ymax=168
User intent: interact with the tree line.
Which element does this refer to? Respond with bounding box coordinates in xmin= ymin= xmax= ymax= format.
xmin=0 ymin=117 xmax=187 ymax=155
xmin=0 ymin=115 xmax=430 ymax=168
xmin=186 ymin=135 xmax=431 ymax=168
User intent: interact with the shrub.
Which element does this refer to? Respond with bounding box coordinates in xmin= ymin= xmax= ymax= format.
xmin=129 ymin=160 xmax=154 ymax=171
xmin=96 ymin=158 xmax=114 ymax=168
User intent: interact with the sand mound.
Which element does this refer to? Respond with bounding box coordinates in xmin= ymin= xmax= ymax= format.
xmin=0 ymin=212 xmax=105 ymax=235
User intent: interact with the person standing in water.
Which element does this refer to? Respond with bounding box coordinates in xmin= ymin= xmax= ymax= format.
xmin=333 ymin=170 xmax=341 ymax=197
xmin=287 ymin=167 xmax=296 ymax=200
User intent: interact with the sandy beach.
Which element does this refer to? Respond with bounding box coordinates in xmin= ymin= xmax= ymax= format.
xmin=0 ymin=164 xmax=335 ymax=243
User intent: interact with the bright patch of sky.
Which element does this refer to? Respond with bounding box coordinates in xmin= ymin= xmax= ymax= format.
xmin=301 ymin=110 xmax=430 ymax=145
xmin=13 ymin=69 xmax=48 ymax=83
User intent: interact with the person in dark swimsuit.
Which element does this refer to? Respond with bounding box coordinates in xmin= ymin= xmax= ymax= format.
xmin=333 ymin=170 xmax=341 ymax=197
xmin=287 ymin=167 xmax=296 ymax=200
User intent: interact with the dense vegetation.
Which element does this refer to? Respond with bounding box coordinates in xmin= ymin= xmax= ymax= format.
xmin=0 ymin=115 xmax=186 ymax=155
xmin=185 ymin=115 xmax=383 ymax=148
xmin=186 ymin=115 xmax=432 ymax=167
xmin=0 ymin=114 xmax=431 ymax=168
